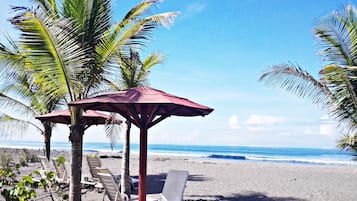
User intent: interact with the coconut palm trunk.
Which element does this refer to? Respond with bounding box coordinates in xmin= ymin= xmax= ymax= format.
xmin=121 ymin=120 xmax=132 ymax=197
xmin=69 ymin=107 xmax=84 ymax=201
xmin=43 ymin=122 xmax=53 ymax=160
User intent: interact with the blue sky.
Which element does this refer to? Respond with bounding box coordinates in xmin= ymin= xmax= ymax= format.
xmin=1 ymin=0 xmax=355 ymax=148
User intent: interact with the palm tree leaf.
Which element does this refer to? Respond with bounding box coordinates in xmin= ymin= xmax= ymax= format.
xmin=105 ymin=113 xmax=124 ymax=150
xmin=0 ymin=92 xmax=37 ymax=119
xmin=315 ymin=5 xmax=357 ymax=65
xmin=337 ymin=134 xmax=357 ymax=152
xmin=119 ymin=0 xmax=160 ymax=28
xmin=11 ymin=7 xmax=88 ymax=102
xmin=31 ymin=0 xmax=59 ymax=18
xmin=259 ymin=63 xmax=330 ymax=105
xmin=320 ymin=65 xmax=357 ymax=132
xmin=0 ymin=112 xmax=43 ymax=139
xmin=138 ymin=51 xmax=164 ymax=82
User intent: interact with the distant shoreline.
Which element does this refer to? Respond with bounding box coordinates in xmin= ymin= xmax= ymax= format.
xmin=0 ymin=141 xmax=355 ymax=166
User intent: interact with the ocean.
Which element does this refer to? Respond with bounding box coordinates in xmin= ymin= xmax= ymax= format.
xmin=0 ymin=141 xmax=355 ymax=166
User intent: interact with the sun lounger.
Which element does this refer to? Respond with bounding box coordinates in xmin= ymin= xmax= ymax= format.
xmin=51 ymin=158 xmax=70 ymax=185
xmin=97 ymin=169 xmax=129 ymax=201
xmin=86 ymin=154 xmax=102 ymax=181
xmin=86 ymin=154 xmax=138 ymax=191
xmin=38 ymin=155 xmax=51 ymax=173
xmin=147 ymin=170 xmax=189 ymax=201
xmin=36 ymin=156 xmax=64 ymax=201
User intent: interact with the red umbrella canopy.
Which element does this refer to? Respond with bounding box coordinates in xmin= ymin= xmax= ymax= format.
xmin=35 ymin=109 xmax=122 ymax=126
xmin=68 ymin=86 xmax=213 ymax=201
xmin=68 ymin=86 xmax=213 ymax=126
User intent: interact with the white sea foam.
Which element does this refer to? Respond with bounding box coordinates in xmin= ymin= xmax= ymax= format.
xmin=245 ymin=155 xmax=357 ymax=166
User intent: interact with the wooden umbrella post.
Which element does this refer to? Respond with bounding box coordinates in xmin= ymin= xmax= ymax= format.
xmin=138 ymin=128 xmax=148 ymax=201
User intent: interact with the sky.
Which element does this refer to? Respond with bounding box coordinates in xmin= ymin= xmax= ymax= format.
xmin=0 ymin=0 xmax=356 ymax=148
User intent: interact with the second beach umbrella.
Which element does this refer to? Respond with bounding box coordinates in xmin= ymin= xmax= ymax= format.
xmin=68 ymin=86 xmax=213 ymax=201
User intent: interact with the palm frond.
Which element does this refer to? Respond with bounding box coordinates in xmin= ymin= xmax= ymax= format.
xmin=11 ymin=7 xmax=88 ymax=102
xmin=0 ymin=113 xmax=43 ymax=139
xmin=145 ymin=12 xmax=178 ymax=29
xmin=259 ymin=63 xmax=330 ymax=105
xmin=91 ymin=7 xmax=176 ymax=96
xmin=0 ymin=92 xmax=37 ymax=119
xmin=314 ymin=5 xmax=357 ymax=65
xmin=0 ymin=36 xmax=25 ymax=80
xmin=83 ymin=0 xmax=112 ymax=46
xmin=337 ymin=134 xmax=357 ymax=152
xmin=96 ymin=10 xmax=177 ymax=65
xmin=320 ymin=65 xmax=357 ymax=132
xmin=142 ymin=52 xmax=164 ymax=69
xmin=31 ymin=0 xmax=59 ymax=18
xmin=138 ymin=51 xmax=164 ymax=82
xmin=119 ymin=0 xmax=159 ymax=28
xmin=105 ymin=113 xmax=124 ymax=150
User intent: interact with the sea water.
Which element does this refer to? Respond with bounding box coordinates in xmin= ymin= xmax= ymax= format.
xmin=0 ymin=141 xmax=355 ymax=166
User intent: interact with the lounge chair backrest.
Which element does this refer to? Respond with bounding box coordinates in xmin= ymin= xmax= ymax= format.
xmin=52 ymin=158 xmax=69 ymax=183
xmin=86 ymin=155 xmax=101 ymax=178
xmin=97 ymin=169 xmax=127 ymax=201
xmin=161 ymin=170 xmax=189 ymax=201
xmin=38 ymin=156 xmax=51 ymax=172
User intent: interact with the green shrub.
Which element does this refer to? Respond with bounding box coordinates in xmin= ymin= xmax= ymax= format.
xmin=19 ymin=149 xmax=39 ymax=166
xmin=0 ymin=153 xmax=14 ymax=170
xmin=1 ymin=155 xmax=68 ymax=201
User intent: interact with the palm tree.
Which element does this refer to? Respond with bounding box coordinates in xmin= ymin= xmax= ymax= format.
xmin=111 ymin=48 xmax=164 ymax=197
xmin=0 ymin=34 xmax=60 ymax=160
xmin=6 ymin=1 xmax=177 ymax=200
xmin=259 ymin=4 xmax=357 ymax=154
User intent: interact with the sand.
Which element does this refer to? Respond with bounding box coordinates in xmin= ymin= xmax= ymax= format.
xmin=1 ymin=148 xmax=357 ymax=201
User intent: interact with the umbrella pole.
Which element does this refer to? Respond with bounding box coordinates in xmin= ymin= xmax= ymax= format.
xmin=139 ymin=128 xmax=148 ymax=201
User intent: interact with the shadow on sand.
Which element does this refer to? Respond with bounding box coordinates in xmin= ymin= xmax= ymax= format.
xmin=132 ymin=173 xmax=307 ymax=201
xmin=185 ymin=193 xmax=307 ymax=201
xmin=217 ymin=192 xmax=307 ymax=201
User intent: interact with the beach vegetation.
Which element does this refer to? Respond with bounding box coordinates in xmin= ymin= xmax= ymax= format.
xmin=0 ymin=0 xmax=177 ymax=200
xmin=19 ymin=149 xmax=39 ymax=167
xmin=259 ymin=4 xmax=357 ymax=156
xmin=1 ymin=175 xmax=37 ymax=201
xmin=0 ymin=166 xmax=18 ymax=187
xmin=0 ymin=155 xmax=68 ymax=201
xmin=0 ymin=153 xmax=16 ymax=171
xmin=0 ymin=154 xmax=21 ymax=197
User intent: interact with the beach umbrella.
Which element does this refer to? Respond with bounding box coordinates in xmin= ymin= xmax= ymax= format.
xmin=68 ymin=86 xmax=213 ymax=201
xmin=35 ymin=109 xmax=122 ymax=129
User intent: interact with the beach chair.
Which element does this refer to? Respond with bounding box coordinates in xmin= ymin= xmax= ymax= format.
xmin=97 ymin=169 xmax=129 ymax=201
xmin=147 ymin=170 xmax=189 ymax=201
xmin=38 ymin=155 xmax=51 ymax=173
xmin=36 ymin=156 xmax=63 ymax=201
xmin=86 ymin=154 xmax=138 ymax=190
xmin=86 ymin=154 xmax=102 ymax=181
xmin=52 ymin=158 xmax=70 ymax=185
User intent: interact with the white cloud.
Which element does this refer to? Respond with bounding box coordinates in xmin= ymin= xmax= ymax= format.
xmin=321 ymin=115 xmax=330 ymax=121
xmin=319 ymin=124 xmax=336 ymax=135
xmin=243 ymin=114 xmax=287 ymax=132
xmin=318 ymin=115 xmax=337 ymax=136
xmin=228 ymin=114 xmax=240 ymax=129
xmin=187 ymin=3 xmax=206 ymax=13
xmin=244 ymin=115 xmax=287 ymax=126
xmin=304 ymin=127 xmax=313 ymax=135
xmin=181 ymin=3 xmax=206 ymax=19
